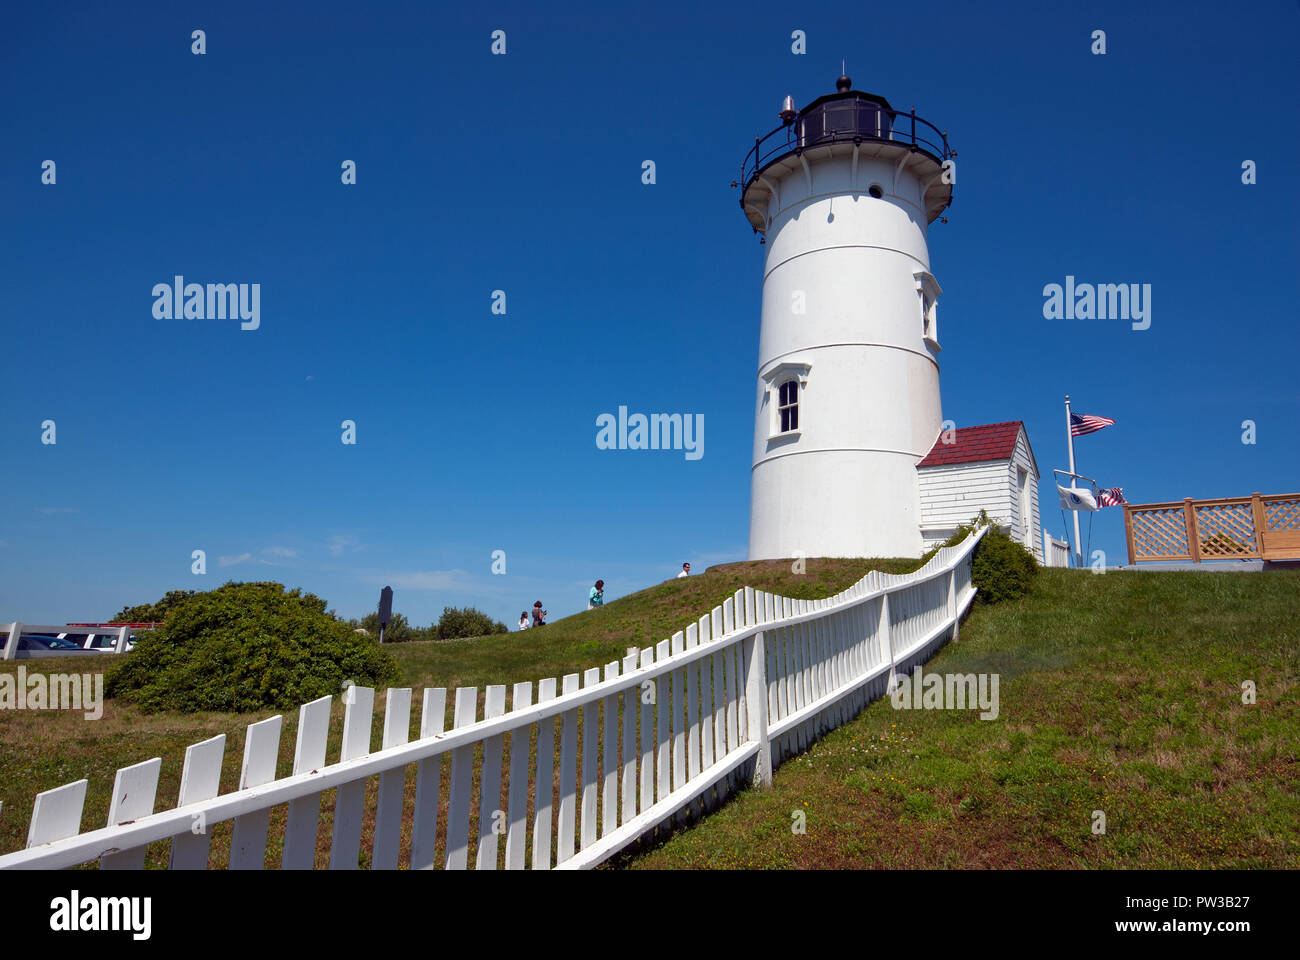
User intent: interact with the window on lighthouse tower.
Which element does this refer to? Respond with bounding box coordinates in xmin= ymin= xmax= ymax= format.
xmin=761 ymin=361 xmax=810 ymax=440
xmin=914 ymin=270 xmax=942 ymax=350
xmin=777 ymin=380 xmax=799 ymax=432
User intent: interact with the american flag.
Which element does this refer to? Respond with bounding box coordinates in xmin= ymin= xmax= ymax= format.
xmin=1098 ymin=487 xmax=1127 ymax=507
xmin=1070 ymin=412 xmax=1115 ymax=437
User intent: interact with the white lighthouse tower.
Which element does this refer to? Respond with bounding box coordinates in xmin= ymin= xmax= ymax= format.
xmin=741 ymin=74 xmax=955 ymax=560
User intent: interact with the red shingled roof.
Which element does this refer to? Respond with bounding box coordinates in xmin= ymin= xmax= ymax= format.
xmin=916 ymin=421 xmax=1024 ymax=468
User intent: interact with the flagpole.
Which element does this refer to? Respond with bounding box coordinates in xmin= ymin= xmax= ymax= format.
xmin=1065 ymin=394 xmax=1082 ymax=566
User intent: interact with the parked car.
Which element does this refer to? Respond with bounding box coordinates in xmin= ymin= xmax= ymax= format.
xmin=57 ymin=632 xmax=129 ymax=652
xmin=85 ymin=634 xmax=134 ymax=652
xmin=7 ymin=634 xmax=100 ymax=658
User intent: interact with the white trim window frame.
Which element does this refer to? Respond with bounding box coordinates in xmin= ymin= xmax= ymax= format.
xmin=759 ymin=361 xmax=811 ymax=441
xmin=914 ymin=270 xmax=942 ymax=351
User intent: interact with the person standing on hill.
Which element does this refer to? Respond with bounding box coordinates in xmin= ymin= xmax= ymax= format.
xmin=532 ymin=601 xmax=547 ymax=627
xmin=588 ymin=580 xmax=605 ymax=609
xmin=677 ymin=562 xmax=691 ymax=578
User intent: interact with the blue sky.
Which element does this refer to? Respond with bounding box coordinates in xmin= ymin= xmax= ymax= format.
xmin=3 ymin=1 xmax=1296 ymax=628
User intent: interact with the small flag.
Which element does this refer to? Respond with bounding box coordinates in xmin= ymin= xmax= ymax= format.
xmin=1057 ymin=484 xmax=1099 ymax=512
xmin=1098 ymin=487 xmax=1127 ymax=507
xmin=1070 ymin=412 xmax=1115 ymax=437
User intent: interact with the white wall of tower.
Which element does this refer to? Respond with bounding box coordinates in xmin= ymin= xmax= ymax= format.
xmin=748 ymin=151 xmax=943 ymax=560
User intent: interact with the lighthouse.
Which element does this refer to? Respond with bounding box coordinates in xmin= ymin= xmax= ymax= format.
xmin=740 ymin=75 xmax=955 ymax=560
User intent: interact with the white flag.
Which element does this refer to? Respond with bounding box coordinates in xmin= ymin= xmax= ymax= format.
xmin=1057 ymin=484 xmax=1098 ymax=512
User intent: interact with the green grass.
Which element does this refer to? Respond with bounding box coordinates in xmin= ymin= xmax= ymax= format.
xmin=387 ymin=557 xmax=922 ymax=692
xmin=3 ymin=562 xmax=1294 ymax=869
xmin=616 ymin=568 xmax=1300 ymax=869
xmin=0 ymin=556 xmax=916 ymax=864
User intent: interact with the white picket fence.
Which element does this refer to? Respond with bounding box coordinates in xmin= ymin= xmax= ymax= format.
xmin=1042 ymin=532 xmax=1071 ymax=568
xmin=0 ymin=527 xmax=985 ymax=870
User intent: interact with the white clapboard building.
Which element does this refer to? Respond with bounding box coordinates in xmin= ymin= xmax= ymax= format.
xmin=916 ymin=421 xmax=1043 ymax=562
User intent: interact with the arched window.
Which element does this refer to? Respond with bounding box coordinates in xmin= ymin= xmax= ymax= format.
xmin=778 ymin=379 xmax=799 ymax=432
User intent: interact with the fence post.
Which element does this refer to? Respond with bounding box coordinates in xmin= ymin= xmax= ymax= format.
xmin=948 ymin=568 xmax=958 ymax=643
xmin=1183 ymin=498 xmax=1201 ymax=563
xmin=1123 ymin=505 xmax=1135 ymax=565
xmin=3 ymin=622 xmax=21 ymax=661
xmin=1250 ymin=492 xmax=1267 ymax=557
xmin=880 ymin=594 xmax=895 ymax=692
xmin=742 ymin=630 xmax=772 ymax=788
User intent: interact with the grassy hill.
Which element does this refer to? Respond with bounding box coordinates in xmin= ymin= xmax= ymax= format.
xmin=0 ymin=556 xmax=919 ymax=864
xmin=616 ymin=567 xmax=1300 ymax=869
xmin=391 ymin=556 xmax=923 ymax=694
xmin=2 ymin=561 xmax=1295 ymax=868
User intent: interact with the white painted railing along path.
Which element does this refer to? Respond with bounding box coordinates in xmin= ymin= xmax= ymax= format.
xmin=0 ymin=527 xmax=986 ymax=870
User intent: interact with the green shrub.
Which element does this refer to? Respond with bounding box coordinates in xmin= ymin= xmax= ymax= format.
xmin=960 ymin=511 xmax=1037 ymax=604
xmin=352 ymin=611 xmax=415 ymax=642
xmin=436 ymin=606 xmax=508 ymax=640
xmin=110 ymin=589 xmax=197 ymax=623
xmin=105 ymin=582 xmax=399 ymax=713
xmin=924 ymin=511 xmax=1036 ymax=604
xmin=970 ymin=530 xmax=1037 ymax=603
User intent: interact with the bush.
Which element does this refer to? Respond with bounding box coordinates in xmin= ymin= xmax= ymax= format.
xmin=436 ymin=606 xmax=508 ymax=640
xmin=958 ymin=511 xmax=1037 ymax=604
xmin=110 ymin=589 xmax=197 ymax=623
xmin=353 ymin=611 xmax=415 ymax=642
xmin=971 ymin=530 xmax=1037 ymax=604
xmin=925 ymin=511 xmax=1036 ymax=604
xmin=105 ymin=582 xmax=400 ymax=713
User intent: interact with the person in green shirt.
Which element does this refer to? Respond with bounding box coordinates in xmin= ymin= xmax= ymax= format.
xmin=588 ymin=580 xmax=605 ymax=609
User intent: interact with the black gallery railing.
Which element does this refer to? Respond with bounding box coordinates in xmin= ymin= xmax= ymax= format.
xmin=741 ymin=104 xmax=952 ymax=195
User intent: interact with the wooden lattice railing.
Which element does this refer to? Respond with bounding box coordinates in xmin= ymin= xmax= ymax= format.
xmin=1123 ymin=492 xmax=1300 ymax=563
